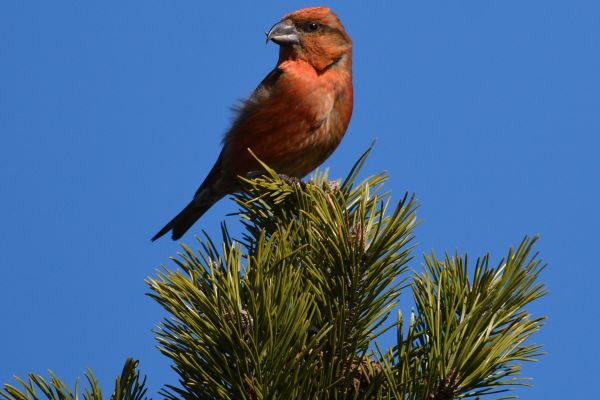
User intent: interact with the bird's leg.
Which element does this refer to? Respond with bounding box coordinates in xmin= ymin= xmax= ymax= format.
xmin=325 ymin=180 xmax=341 ymax=192
xmin=245 ymin=170 xmax=263 ymax=179
xmin=244 ymin=170 xmax=307 ymax=189
xmin=278 ymin=174 xmax=307 ymax=189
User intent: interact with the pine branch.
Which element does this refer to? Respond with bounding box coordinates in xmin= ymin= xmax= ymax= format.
xmin=0 ymin=359 xmax=149 ymax=400
xmin=1 ymin=148 xmax=547 ymax=400
xmin=148 ymin=149 xmax=418 ymax=398
xmin=387 ymin=236 xmax=546 ymax=399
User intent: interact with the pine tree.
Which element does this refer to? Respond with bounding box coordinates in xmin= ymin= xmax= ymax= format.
xmin=1 ymin=149 xmax=546 ymax=399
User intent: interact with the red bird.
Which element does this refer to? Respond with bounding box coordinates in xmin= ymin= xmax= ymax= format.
xmin=152 ymin=7 xmax=353 ymax=241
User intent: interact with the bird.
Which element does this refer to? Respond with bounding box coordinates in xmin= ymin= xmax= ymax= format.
xmin=152 ymin=7 xmax=353 ymax=241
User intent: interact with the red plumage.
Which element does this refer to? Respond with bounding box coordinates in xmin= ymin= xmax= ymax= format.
xmin=152 ymin=7 xmax=353 ymax=241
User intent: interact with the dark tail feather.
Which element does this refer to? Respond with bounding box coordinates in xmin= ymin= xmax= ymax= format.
xmin=151 ymin=201 xmax=213 ymax=241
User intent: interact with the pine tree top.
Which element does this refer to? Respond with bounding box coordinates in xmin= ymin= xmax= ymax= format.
xmin=1 ymin=148 xmax=546 ymax=400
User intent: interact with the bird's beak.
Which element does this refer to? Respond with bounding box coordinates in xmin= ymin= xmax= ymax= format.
xmin=265 ymin=20 xmax=299 ymax=45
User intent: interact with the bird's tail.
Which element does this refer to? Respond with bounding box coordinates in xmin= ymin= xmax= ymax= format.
xmin=151 ymin=201 xmax=213 ymax=241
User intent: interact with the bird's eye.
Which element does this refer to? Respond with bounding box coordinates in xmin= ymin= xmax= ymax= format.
xmin=305 ymin=22 xmax=320 ymax=32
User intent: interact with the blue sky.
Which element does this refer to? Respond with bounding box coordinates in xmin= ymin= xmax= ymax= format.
xmin=1 ymin=1 xmax=598 ymax=398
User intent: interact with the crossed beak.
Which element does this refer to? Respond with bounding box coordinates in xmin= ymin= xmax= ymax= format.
xmin=266 ymin=20 xmax=300 ymax=45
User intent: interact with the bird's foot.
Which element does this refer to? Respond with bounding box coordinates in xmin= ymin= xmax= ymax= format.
xmin=278 ymin=174 xmax=307 ymax=189
xmin=245 ymin=170 xmax=263 ymax=179
xmin=325 ymin=180 xmax=341 ymax=192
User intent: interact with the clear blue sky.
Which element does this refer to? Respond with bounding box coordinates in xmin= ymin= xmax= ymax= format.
xmin=1 ymin=1 xmax=598 ymax=398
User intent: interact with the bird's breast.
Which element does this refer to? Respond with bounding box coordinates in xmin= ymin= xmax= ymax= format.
xmin=276 ymin=67 xmax=353 ymax=176
xmin=225 ymin=60 xmax=353 ymax=178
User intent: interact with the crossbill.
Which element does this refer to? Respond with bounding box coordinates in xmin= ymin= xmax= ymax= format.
xmin=152 ymin=7 xmax=353 ymax=241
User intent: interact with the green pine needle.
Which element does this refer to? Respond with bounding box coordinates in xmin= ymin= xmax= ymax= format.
xmin=1 ymin=147 xmax=547 ymax=400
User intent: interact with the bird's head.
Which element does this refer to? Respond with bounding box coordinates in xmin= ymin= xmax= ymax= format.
xmin=266 ymin=7 xmax=352 ymax=71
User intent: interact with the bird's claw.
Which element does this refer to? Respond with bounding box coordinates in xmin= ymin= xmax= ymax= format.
xmin=278 ymin=174 xmax=307 ymax=189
